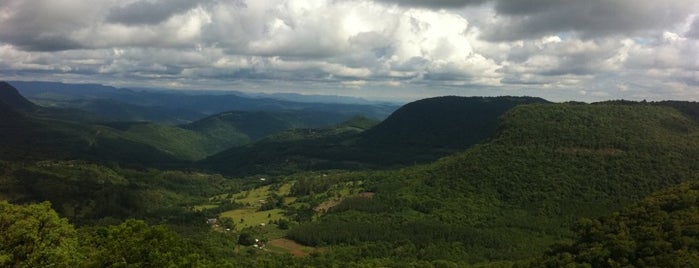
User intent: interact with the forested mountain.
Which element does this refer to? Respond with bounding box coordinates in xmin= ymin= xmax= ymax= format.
xmin=1 ymin=86 xmax=699 ymax=267
xmin=286 ymin=103 xmax=699 ymax=264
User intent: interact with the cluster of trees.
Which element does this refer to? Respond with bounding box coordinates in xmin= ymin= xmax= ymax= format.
xmin=535 ymin=181 xmax=699 ymax=267
xmin=0 ymin=201 xmax=218 ymax=267
xmin=0 ymin=161 xmax=242 ymax=224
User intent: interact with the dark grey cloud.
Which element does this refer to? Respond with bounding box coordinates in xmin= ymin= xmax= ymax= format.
xmin=106 ymin=0 xmax=208 ymax=25
xmin=374 ymin=0 xmax=697 ymax=40
xmin=375 ymin=0 xmax=489 ymax=8
xmin=687 ymin=17 xmax=699 ymax=39
xmin=0 ymin=0 xmax=91 ymax=51
xmin=1 ymin=0 xmax=698 ymax=102
xmin=486 ymin=0 xmax=696 ymax=40
xmin=0 ymin=32 xmax=83 ymax=52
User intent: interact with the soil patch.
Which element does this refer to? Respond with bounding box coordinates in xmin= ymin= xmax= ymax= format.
xmin=268 ymin=238 xmax=308 ymax=257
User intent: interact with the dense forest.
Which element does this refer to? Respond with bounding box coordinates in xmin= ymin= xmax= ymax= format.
xmin=1 ymin=81 xmax=699 ymax=267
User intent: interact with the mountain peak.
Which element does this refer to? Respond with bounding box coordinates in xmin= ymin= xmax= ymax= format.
xmin=0 ymin=81 xmax=39 ymax=112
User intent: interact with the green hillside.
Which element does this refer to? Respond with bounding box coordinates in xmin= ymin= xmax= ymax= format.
xmin=285 ymin=103 xmax=699 ymax=264
xmin=0 ymin=84 xmax=182 ymax=166
xmin=201 ymin=119 xmax=374 ymax=176
xmin=0 ymin=160 xmax=237 ymax=224
xmin=94 ymin=122 xmax=243 ymax=161
xmin=56 ymin=98 xmax=205 ymax=124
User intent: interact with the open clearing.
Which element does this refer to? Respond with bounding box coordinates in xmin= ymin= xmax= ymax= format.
xmin=220 ymin=208 xmax=285 ymax=230
xmin=267 ymin=238 xmax=315 ymax=257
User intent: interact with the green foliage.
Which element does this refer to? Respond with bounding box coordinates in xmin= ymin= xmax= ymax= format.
xmin=238 ymin=232 xmax=256 ymax=246
xmin=535 ymin=181 xmax=699 ymax=267
xmin=0 ymin=161 xmax=239 ymax=224
xmin=277 ymin=219 xmax=290 ymax=230
xmin=258 ymin=193 xmax=284 ymax=211
xmin=0 ymin=201 xmax=80 ymax=268
xmin=290 ymin=176 xmax=341 ymax=196
xmin=82 ymin=219 xmax=203 ymax=267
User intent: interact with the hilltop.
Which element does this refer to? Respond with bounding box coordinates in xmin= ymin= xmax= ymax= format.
xmin=360 ymin=95 xmax=548 ymax=148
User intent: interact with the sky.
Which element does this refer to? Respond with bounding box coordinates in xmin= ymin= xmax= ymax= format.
xmin=1 ymin=0 xmax=699 ymax=102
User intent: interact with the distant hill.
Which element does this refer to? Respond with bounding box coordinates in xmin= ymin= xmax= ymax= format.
xmin=202 ymin=96 xmax=549 ymax=176
xmin=54 ymin=99 xmax=206 ymax=124
xmin=184 ymin=110 xmax=369 ymax=142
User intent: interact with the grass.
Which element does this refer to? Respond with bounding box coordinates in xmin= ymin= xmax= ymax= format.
xmin=225 ymin=182 xmax=292 ymax=204
xmin=193 ymin=204 xmax=218 ymax=211
xmin=220 ymin=208 xmax=286 ymax=231
xmin=213 ymin=180 xmax=367 ymax=230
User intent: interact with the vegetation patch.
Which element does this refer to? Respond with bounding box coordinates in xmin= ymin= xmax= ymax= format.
xmin=267 ymin=238 xmax=319 ymax=257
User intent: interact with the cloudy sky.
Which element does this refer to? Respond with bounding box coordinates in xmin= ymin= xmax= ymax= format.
xmin=1 ymin=0 xmax=698 ymax=102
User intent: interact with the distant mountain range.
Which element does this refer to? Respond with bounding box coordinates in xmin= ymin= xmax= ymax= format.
xmin=8 ymin=81 xmax=398 ymax=124
xmin=0 ymin=81 xmax=395 ymax=164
